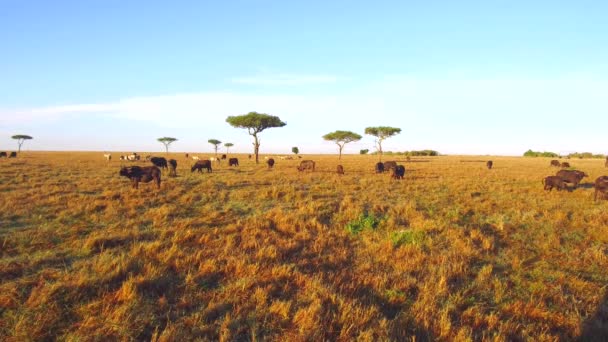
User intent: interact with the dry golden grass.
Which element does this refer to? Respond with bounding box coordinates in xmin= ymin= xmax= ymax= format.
xmin=1 ymin=152 xmax=607 ymax=341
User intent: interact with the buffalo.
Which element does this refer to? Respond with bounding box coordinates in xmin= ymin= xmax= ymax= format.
xmin=168 ymin=159 xmax=177 ymax=176
xmin=543 ymin=176 xmax=568 ymax=191
xmin=594 ymin=176 xmax=608 ymax=201
xmin=191 ymin=160 xmax=212 ymax=173
xmin=221 ymin=154 xmax=227 ymax=160
xmin=8 ymin=152 xmax=16 ymax=158
xmin=267 ymin=158 xmax=275 ymax=168
xmin=561 ymin=162 xmax=571 ymax=168
xmin=229 ymin=158 xmax=239 ymax=167
xmin=550 ymin=160 xmax=561 ymax=167
xmin=337 ymin=165 xmax=344 ymax=175
xmin=486 ymin=160 xmax=493 ymax=169
xmin=150 ymin=157 xmax=168 ymax=170
xmin=392 ymin=165 xmax=405 ymax=179
xmin=0 ymin=152 xmax=6 ymax=158
xmin=297 ymin=160 xmax=315 ymax=172
xmin=119 ymin=166 xmax=161 ymax=189
xmin=383 ymin=161 xmax=397 ymax=172
xmin=375 ymin=162 xmax=384 ymax=173
xmin=556 ymin=169 xmax=588 ymax=188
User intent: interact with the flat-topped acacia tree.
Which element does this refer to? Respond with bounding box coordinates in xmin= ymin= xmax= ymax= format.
xmin=322 ymin=130 xmax=362 ymax=159
xmin=224 ymin=143 xmax=234 ymax=155
xmin=12 ymin=135 xmax=33 ymax=153
xmin=157 ymin=137 xmax=177 ymax=154
xmin=226 ymin=112 xmax=286 ymax=164
xmin=364 ymin=126 xmax=401 ymax=161
xmin=208 ymin=139 xmax=222 ymax=157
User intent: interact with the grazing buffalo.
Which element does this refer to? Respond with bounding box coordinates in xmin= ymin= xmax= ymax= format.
xmin=550 ymin=160 xmax=561 ymax=167
xmin=191 ymin=160 xmax=212 ymax=173
xmin=9 ymin=152 xmax=17 ymax=158
xmin=119 ymin=166 xmax=161 ymax=189
xmin=543 ymin=176 xmax=568 ymax=191
xmin=561 ymin=162 xmax=571 ymax=168
xmin=150 ymin=157 xmax=168 ymax=170
xmin=594 ymin=176 xmax=608 ymax=201
xmin=556 ymin=169 xmax=588 ymax=188
xmin=375 ymin=162 xmax=385 ymax=173
xmin=297 ymin=160 xmax=315 ymax=172
xmin=221 ymin=154 xmax=227 ymax=160
xmin=267 ymin=158 xmax=275 ymax=168
xmin=168 ymin=159 xmax=177 ymax=176
xmin=383 ymin=161 xmax=397 ymax=172
xmin=392 ymin=165 xmax=405 ymax=179
xmin=229 ymin=158 xmax=239 ymax=167
xmin=486 ymin=160 xmax=493 ymax=169
xmin=0 ymin=152 xmax=6 ymax=158
xmin=337 ymin=165 xmax=344 ymax=175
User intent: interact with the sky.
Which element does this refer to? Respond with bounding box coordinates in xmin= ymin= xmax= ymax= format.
xmin=0 ymin=0 xmax=607 ymax=155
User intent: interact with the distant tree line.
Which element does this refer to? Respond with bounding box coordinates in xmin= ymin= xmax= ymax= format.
xmin=523 ymin=149 xmax=605 ymax=158
xmin=372 ymin=149 xmax=440 ymax=156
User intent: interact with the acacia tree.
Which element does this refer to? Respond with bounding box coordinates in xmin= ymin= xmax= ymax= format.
xmin=208 ymin=139 xmax=222 ymax=157
xmin=157 ymin=137 xmax=177 ymax=154
xmin=322 ymin=130 xmax=362 ymax=159
xmin=226 ymin=112 xmax=286 ymax=164
xmin=364 ymin=126 xmax=401 ymax=161
xmin=12 ymin=135 xmax=33 ymax=152
xmin=224 ymin=142 xmax=234 ymax=155
xmin=292 ymin=147 xmax=299 ymax=155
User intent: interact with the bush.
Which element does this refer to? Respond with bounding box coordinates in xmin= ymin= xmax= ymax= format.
xmin=359 ymin=149 xmax=369 ymax=155
xmin=523 ymin=149 xmax=558 ymax=158
xmin=345 ymin=212 xmax=382 ymax=234
xmin=390 ymin=230 xmax=426 ymax=248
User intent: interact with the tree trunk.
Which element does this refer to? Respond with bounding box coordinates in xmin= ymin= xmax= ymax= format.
xmin=338 ymin=143 xmax=343 ymax=160
xmin=17 ymin=141 xmax=23 ymax=153
xmin=253 ymin=135 xmax=260 ymax=164
xmin=165 ymin=144 xmax=169 ymax=154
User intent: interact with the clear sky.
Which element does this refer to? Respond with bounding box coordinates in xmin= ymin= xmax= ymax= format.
xmin=1 ymin=1 xmax=607 ymax=155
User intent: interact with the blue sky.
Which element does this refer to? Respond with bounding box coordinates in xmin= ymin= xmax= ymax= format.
xmin=1 ymin=1 xmax=607 ymax=155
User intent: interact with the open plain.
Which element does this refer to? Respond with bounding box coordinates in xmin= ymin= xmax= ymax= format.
xmin=1 ymin=152 xmax=607 ymax=341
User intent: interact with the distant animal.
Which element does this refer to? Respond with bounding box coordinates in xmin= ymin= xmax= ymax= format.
xmin=229 ymin=158 xmax=239 ymax=167
xmin=543 ymin=175 xmax=568 ymax=192
xmin=185 ymin=153 xmax=189 ymax=159
xmin=191 ymin=160 xmax=212 ymax=173
xmin=375 ymin=162 xmax=385 ymax=173
xmin=144 ymin=155 xmax=151 ymax=161
xmin=9 ymin=152 xmax=17 ymax=158
xmin=594 ymin=176 xmax=608 ymax=201
xmin=119 ymin=166 xmax=161 ymax=189
xmin=168 ymin=159 xmax=177 ymax=176
xmin=298 ymin=156 xmax=302 ymax=159
xmin=150 ymin=157 xmax=168 ymax=170
xmin=392 ymin=165 xmax=405 ymax=179
xmin=337 ymin=165 xmax=344 ymax=175
xmin=267 ymin=158 xmax=275 ymax=168
xmin=103 ymin=153 xmax=111 ymax=161
xmin=561 ymin=162 xmax=570 ymax=168
xmin=550 ymin=160 xmax=561 ymax=167
xmin=221 ymin=154 xmax=227 ymax=160
xmin=486 ymin=160 xmax=493 ymax=169
xmin=120 ymin=155 xmax=126 ymax=161
xmin=297 ymin=160 xmax=315 ymax=172
xmin=383 ymin=161 xmax=397 ymax=172
xmin=0 ymin=152 xmax=6 ymax=158
xmin=556 ymin=169 xmax=588 ymax=188
xmin=127 ymin=154 xmax=140 ymax=161
xmin=209 ymin=157 xmax=220 ymax=164
xmin=248 ymin=154 xmax=252 ymax=159
xmin=192 ymin=156 xmax=200 ymax=161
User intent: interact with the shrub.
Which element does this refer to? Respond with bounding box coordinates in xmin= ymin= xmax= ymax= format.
xmin=390 ymin=230 xmax=426 ymax=248
xmin=359 ymin=149 xmax=369 ymax=155
xmin=345 ymin=212 xmax=382 ymax=234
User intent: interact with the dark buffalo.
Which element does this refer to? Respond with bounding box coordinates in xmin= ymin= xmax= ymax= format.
xmin=191 ymin=160 xmax=212 ymax=173
xmin=267 ymin=158 xmax=275 ymax=168
xmin=556 ymin=169 xmax=588 ymax=188
xmin=168 ymin=159 xmax=177 ymax=176
xmin=248 ymin=154 xmax=252 ymax=160
xmin=561 ymin=162 xmax=570 ymax=168
xmin=221 ymin=154 xmax=227 ymax=160
xmin=297 ymin=160 xmax=315 ymax=172
xmin=150 ymin=157 xmax=168 ymax=170
xmin=486 ymin=160 xmax=493 ymax=169
xmin=337 ymin=165 xmax=344 ymax=175
xmin=9 ymin=152 xmax=17 ymax=158
xmin=383 ymin=161 xmax=397 ymax=172
xmin=543 ymin=176 xmax=568 ymax=191
xmin=594 ymin=176 xmax=608 ymax=201
xmin=392 ymin=165 xmax=405 ymax=179
xmin=185 ymin=153 xmax=189 ymax=159
xmin=119 ymin=166 xmax=161 ymax=189
xmin=229 ymin=158 xmax=239 ymax=167
xmin=375 ymin=162 xmax=384 ymax=173
xmin=0 ymin=152 xmax=6 ymax=158
xmin=550 ymin=160 xmax=561 ymax=167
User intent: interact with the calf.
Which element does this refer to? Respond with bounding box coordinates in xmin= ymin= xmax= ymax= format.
xmin=119 ymin=166 xmax=161 ymax=189
xmin=486 ymin=160 xmax=493 ymax=169
xmin=392 ymin=165 xmax=405 ymax=180
xmin=375 ymin=162 xmax=385 ymax=173
xmin=297 ymin=160 xmax=315 ymax=172
xmin=561 ymin=162 xmax=571 ymax=168
xmin=229 ymin=158 xmax=239 ymax=167
xmin=191 ymin=160 xmax=212 ymax=173
xmin=150 ymin=157 xmax=168 ymax=170
xmin=383 ymin=161 xmax=397 ymax=172
xmin=168 ymin=159 xmax=177 ymax=176
xmin=594 ymin=176 xmax=608 ymax=201
xmin=543 ymin=175 xmax=568 ymax=191
xmin=337 ymin=165 xmax=344 ymax=175
xmin=267 ymin=158 xmax=275 ymax=168
xmin=556 ymin=169 xmax=588 ymax=188
xmin=550 ymin=160 xmax=561 ymax=167
xmin=0 ymin=152 xmax=6 ymax=158
xmin=8 ymin=152 xmax=17 ymax=158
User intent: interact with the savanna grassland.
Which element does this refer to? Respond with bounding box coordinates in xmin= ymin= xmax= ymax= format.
xmin=1 ymin=152 xmax=607 ymax=341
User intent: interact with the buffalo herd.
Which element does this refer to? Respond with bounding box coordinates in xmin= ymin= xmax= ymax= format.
xmin=0 ymin=152 xmax=17 ymax=158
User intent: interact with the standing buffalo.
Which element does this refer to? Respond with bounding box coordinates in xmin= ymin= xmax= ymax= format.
xmin=8 ymin=152 xmax=17 ymax=158
xmin=561 ymin=162 xmax=571 ymax=168
xmin=221 ymin=154 xmax=227 ymax=160
xmin=375 ymin=162 xmax=385 ymax=173
xmin=594 ymin=176 xmax=608 ymax=201
xmin=486 ymin=160 xmax=493 ymax=169
xmin=150 ymin=157 xmax=168 ymax=170
xmin=168 ymin=159 xmax=177 ymax=176
xmin=0 ymin=152 xmax=6 ymax=158
xmin=543 ymin=176 xmax=568 ymax=191
xmin=229 ymin=158 xmax=239 ymax=167
xmin=337 ymin=165 xmax=344 ymax=175
xmin=267 ymin=158 xmax=275 ymax=168
xmin=297 ymin=160 xmax=315 ymax=172
xmin=556 ymin=169 xmax=588 ymax=188
xmin=383 ymin=161 xmax=397 ymax=172
xmin=392 ymin=165 xmax=405 ymax=179
xmin=191 ymin=160 xmax=212 ymax=173
xmin=550 ymin=160 xmax=561 ymax=167
xmin=119 ymin=166 xmax=161 ymax=189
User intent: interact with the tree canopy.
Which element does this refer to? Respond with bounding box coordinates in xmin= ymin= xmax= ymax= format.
xmin=224 ymin=143 xmax=234 ymax=154
xmin=12 ymin=134 xmax=33 ymax=152
xmin=208 ymin=139 xmax=222 ymax=156
xmin=226 ymin=112 xmax=286 ymax=164
xmin=364 ymin=126 xmax=401 ymax=160
xmin=157 ymin=137 xmax=177 ymax=153
xmin=292 ymin=147 xmax=299 ymax=155
xmin=323 ymin=130 xmax=362 ymax=159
